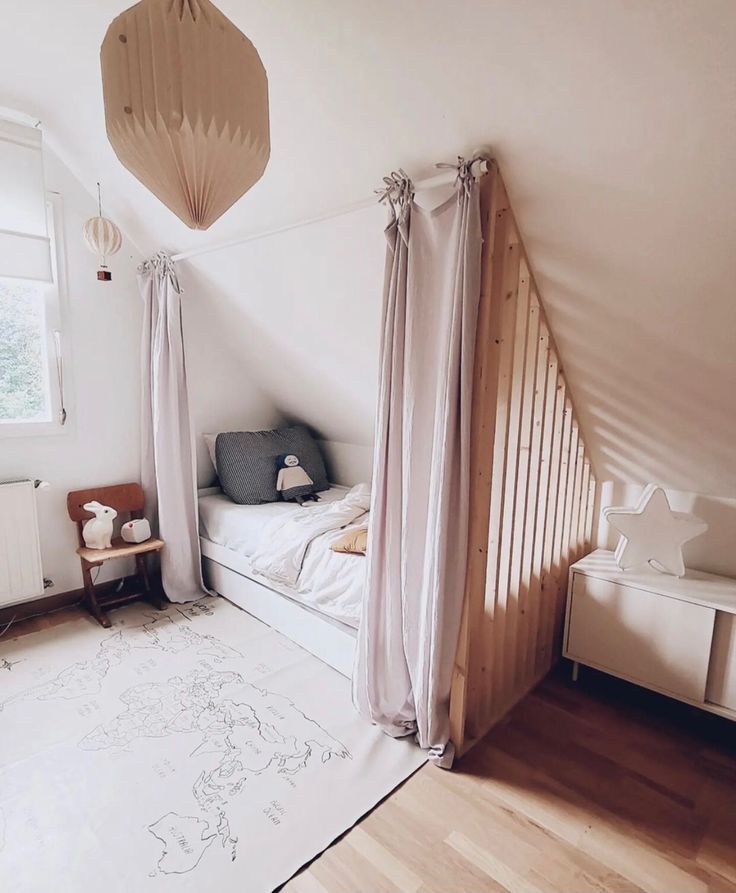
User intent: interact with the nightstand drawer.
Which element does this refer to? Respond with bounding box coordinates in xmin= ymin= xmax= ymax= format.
xmin=566 ymin=573 xmax=715 ymax=703
xmin=707 ymin=612 xmax=736 ymax=710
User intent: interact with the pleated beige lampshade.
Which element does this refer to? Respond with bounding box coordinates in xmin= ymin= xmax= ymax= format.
xmin=100 ymin=0 xmax=270 ymax=230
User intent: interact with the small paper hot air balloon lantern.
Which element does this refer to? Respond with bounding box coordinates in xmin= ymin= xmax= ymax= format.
xmin=83 ymin=183 xmax=122 ymax=281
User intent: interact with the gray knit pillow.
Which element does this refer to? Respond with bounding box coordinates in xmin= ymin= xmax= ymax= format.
xmin=216 ymin=426 xmax=328 ymax=505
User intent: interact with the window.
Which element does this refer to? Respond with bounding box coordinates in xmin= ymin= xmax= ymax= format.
xmin=0 ymin=197 xmax=68 ymax=437
xmin=0 ymin=278 xmax=50 ymax=421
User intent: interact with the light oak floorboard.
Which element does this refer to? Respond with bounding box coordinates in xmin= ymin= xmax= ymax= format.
xmin=286 ymin=669 xmax=735 ymax=893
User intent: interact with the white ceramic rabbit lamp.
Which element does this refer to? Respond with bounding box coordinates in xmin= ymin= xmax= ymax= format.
xmin=82 ymin=501 xmax=118 ymax=550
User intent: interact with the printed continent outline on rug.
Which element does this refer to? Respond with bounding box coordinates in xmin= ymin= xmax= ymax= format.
xmin=0 ymin=598 xmax=425 ymax=893
xmin=148 ymin=812 xmax=218 ymax=875
xmin=78 ymin=665 xmax=351 ymax=874
xmin=1 ymin=601 xmax=350 ymax=878
xmin=0 ymin=604 xmax=241 ymax=713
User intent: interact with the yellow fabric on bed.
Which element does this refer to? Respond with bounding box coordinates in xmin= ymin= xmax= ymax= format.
xmin=330 ymin=526 xmax=368 ymax=555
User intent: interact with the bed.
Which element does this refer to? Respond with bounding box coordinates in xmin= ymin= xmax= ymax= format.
xmin=198 ymin=485 xmax=366 ymax=677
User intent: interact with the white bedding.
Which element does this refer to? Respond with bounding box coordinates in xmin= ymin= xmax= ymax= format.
xmin=250 ymin=483 xmax=371 ymax=586
xmin=198 ymin=486 xmax=367 ymax=628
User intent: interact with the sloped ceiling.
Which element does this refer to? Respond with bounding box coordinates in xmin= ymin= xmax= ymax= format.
xmin=2 ymin=0 xmax=735 ymax=495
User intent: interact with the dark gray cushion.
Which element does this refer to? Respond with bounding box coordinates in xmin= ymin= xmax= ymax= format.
xmin=216 ymin=426 xmax=328 ymax=505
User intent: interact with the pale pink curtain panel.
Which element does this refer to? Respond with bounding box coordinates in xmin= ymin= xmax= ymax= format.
xmin=139 ymin=252 xmax=205 ymax=603
xmin=354 ymin=159 xmax=483 ymax=766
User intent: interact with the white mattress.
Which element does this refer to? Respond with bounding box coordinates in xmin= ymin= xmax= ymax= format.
xmin=198 ymin=487 xmax=366 ymax=629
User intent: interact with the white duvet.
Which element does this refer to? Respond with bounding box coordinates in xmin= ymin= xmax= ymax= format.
xmin=198 ymin=485 xmax=369 ymax=628
xmin=250 ymin=483 xmax=371 ymax=586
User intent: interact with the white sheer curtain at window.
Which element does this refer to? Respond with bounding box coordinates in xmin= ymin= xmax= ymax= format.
xmin=139 ymin=252 xmax=205 ymax=604
xmin=353 ymin=159 xmax=483 ymax=767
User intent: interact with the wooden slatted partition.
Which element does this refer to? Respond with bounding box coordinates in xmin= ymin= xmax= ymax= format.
xmin=450 ymin=161 xmax=597 ymax=754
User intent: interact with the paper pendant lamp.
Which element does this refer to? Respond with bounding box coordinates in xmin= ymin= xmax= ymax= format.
xmin=100 ymin=0 xmax=270 ymax=230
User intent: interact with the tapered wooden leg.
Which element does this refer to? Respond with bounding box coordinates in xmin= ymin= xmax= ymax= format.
xmin=137 ymin=552 xmax=164 ymax=610
xmin=81 ymin=559 xmax=111 ymax=628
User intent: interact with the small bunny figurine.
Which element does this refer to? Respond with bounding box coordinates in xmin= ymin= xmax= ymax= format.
xmin=82 ymin=501 xmax=118 ymax=550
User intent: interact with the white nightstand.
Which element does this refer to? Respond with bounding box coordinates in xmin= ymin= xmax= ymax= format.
xmin=563 ymin=549 xmax=736 ymax=720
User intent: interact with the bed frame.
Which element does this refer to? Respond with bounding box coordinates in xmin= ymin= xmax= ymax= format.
xmin=200 ymin=537 xmax=357 ymax=678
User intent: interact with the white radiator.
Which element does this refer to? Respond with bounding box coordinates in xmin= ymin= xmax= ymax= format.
xmin=0 ymin=480 xmax=44 ymax=607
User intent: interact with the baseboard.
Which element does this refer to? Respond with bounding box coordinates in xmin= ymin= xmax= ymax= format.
xmin=0 ymin=579 xmax=124 ymax=628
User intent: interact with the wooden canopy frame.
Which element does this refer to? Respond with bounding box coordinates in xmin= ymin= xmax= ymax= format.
xmin=450 ymin=161 xmax=597 ymax=755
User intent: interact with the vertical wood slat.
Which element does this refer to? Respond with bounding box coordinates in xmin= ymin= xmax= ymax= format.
xmin=560 ymin=421 xmax=580 ymax=570
xmin=550 ymin=401 xmax=574 ymax=608
xmin=449 ymin=160 xmax=598 ymax=756
xmin=584 ymin=471 xmax=597 ymax=551
xmin=449 ymin=164 xmax=504 ymax=751
xmin=570 ymin=442 xmax=586 ymax=559
xmin=519 ymin=317 xmax=552 ymax=688
xmin=531 ymin=342 xmax=559 ymax=662
xmin=507 ymin=285 xmax=542 ymax=705
xmin=470 ymin=188 xmax=522 ymax=735
xmin=470 ymin=179 xmax=520 ymax=738
xmin=577 ymin=460 xmax=592 ymax=555
xmin=552 ymin=415 xmax=579 ymax=657
xmin=535 ymin=372 xmax=566 ymax=676
xmin=496 ymin=265 xmax=538 ymax=718
xmin=487 ymin=252 xmax=530 ymax=722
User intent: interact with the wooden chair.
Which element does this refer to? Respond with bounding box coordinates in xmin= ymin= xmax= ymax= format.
xmin=67 ymin=483 xmax=165 ymax=628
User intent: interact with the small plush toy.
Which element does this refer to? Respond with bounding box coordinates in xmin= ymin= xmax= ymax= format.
xmin=276 ymin=454 xmax=319 ymax=504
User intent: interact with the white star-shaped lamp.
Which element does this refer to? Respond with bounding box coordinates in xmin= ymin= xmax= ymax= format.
xmin=603 ymin=484 xmax=707 ymax=577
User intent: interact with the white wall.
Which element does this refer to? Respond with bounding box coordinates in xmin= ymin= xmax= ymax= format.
xmin=0 ymin=149 xmax=143 ymax=595
xmin=181 ymin=263 xmax=282 ymax=488
xmin=599 ymin=482 xmax=736 ymax=579
xmin=182 ymin=202 xmax=386 ymax=488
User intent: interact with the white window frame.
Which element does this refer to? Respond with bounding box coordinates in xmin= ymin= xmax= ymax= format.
xmin=0 ymin=193 xmax=72 ymax=439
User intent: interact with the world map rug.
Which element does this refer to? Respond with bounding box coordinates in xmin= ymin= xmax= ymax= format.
xmin=0 ymin=597 xmax=426 ymax=892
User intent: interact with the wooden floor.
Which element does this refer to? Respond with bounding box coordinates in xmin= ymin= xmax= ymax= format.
xmin=284 ymin=669 xmax=736 ymax=893
xmin=9 ymin=606 xmax=736 ymax=893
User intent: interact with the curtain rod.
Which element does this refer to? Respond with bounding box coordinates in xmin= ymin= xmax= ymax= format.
xmin=171 ymin=160 xmax=488 ymax=263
